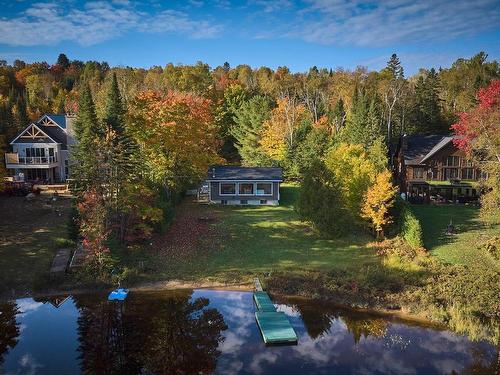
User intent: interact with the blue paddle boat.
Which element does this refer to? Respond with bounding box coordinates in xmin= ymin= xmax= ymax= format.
xmin=108 ymin=288 xmax=129 ymax=301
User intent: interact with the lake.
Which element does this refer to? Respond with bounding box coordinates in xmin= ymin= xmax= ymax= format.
xmin=0 ymin=289 xmax=497 ymax=374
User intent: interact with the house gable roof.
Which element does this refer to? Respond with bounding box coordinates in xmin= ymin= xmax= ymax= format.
xmin=10 ymin=123 xmax=59 ymax=145
xmin=419 ymin=136 xmax=455 ymax=164
xmin=38 ymin=114 xmax=67 ymax=129
xmin=403 ymin=134 xmax=451 ymax=165
xmin=207 ymin=166 xmax=283 ymax=181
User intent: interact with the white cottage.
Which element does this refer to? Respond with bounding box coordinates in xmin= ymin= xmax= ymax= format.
xmin=4 ymin=114 xmax=76 ymax=183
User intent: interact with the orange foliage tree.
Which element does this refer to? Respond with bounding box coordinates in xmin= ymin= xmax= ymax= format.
xmin=128 ymin=91 xmax=222 ymax=188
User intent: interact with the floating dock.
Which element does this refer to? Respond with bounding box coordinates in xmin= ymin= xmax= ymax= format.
xmin=255 ymin=311 xmax=298 ymax=344
xmin=253 ymin=287 xmax=297 ymax=344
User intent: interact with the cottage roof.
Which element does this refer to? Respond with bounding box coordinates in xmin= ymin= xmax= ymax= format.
xmin=40 ymin=114 xmax=67 ymax=129
xmin=39 ymin=125 xmax=67 ymax=149
xmin=207 ymin=166 xmax=283 ymax=181
xmin=403 ymin=134 xmax=452 ymax=165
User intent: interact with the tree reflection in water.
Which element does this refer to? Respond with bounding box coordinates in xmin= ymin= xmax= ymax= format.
xmin=282 ymin=297 xmax=388 ymax=343
xmin=75 ymin=290 xmax=227 ymax=375
xmin=0 ymin=301 xmax=20 ymax=366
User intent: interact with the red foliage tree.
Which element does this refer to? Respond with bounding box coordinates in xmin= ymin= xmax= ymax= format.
xmin=451 ymin=79 xmax=500 ymax=158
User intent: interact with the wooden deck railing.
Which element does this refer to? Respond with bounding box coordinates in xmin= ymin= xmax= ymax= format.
xmin=5 ymin=153 xmax=57 ymax=165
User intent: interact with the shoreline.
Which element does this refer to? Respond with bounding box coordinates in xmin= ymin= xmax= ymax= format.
xmin=0 ymin=279 xmax=443 ymax=328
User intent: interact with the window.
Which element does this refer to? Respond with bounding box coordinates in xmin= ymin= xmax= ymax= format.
xmin=445 ymin=168 xmax=458 ymax=179
xmin=462 ymin=168 xmax=474 ymax=180
xmin=446 ymin=156 xmax=459 ymax=166
xmin=239 ymin=183 xmax=254 ymax=195
xmin=465 ymin=159 xmax=473 ymax=167
xmin=220 ymin=183 xmax=236 ymax=195
xmin=412 ymin=168 xmax=424 ymax=179
xmin=240 ymin=200 xmax=248 ymax=205
xmin=256 ymin=183 xmax=272 ymax=195
xmin=221 ymin=200 xmax=228 ymax=205
xmin=260 ymin=200 xmax=267 ymax=205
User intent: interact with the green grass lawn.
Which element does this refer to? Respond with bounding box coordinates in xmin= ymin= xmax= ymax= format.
xmin=0 ymin=196 xmax=73 ymax=296
xmin=143 ymin=185 xmax=377 ymax=282
xmin=411 ymin=204 xmax=499 ymax=270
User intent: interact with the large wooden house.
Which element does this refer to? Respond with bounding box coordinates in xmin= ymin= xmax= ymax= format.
xmin=4 ymin=114 xmax=76 ymax=183
xmin=393 ymin=134 xmax=484 ymax=203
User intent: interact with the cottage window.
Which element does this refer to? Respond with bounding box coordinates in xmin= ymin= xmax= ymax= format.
xmin=412 ymin=168 xmax=424 ymax=179
xmin=256 ymin=183 xmax=272 ymax=195
xmin=220 ymin=183 xmax=236 ymax=195
xmin=445 ymin=168 xmax=458 ymax=180
xmin=446 ymin=156 xmax=459 ymax=166
xmin=239 ymin=183 xmax=254 ymax=195
xmin=462 ymin=168 xmax=474 ymax=180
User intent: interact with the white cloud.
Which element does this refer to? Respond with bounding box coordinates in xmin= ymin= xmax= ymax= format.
xmin=264 ymin=0 xmax=500 ymax=46
xmin=16 ymin=298 xmax=44 ymax=315
xmin=0 ymin=1 xmax=222 ymax=46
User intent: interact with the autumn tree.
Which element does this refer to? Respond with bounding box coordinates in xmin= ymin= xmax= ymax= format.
xmin=128 ymin=91 xmax=222 ymax=190
xmin=260 ymin=97 xmax=310 ymax=163
xmin=362 ymin=170 xmax=397 ymax=238
xmin=324 ymin=143 xmax=383 ymax=219
xmin=452 ymin=79 xmax=500 ymax=217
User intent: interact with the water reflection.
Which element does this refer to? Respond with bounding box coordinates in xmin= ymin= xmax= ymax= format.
xmin=76 ymin=290 xmax=228 ymax=374
xmin=0 ymin=290 xmax=498 ymax=375
xmin=0 ymin=301 xmax=20 ymax=366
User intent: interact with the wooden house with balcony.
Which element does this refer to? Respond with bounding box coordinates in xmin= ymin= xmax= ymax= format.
xmin=393 ymin=134 xmax=483 ymax=203
xmin=4 ymin=114 xmax=76 ymax=183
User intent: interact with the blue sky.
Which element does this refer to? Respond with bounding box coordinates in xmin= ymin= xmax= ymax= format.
xmin=0 ymin=0 xmax=499 ymax=75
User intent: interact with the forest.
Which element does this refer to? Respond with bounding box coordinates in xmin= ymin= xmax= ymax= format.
xmin=0 ymin=52 xmax=499 ymax=275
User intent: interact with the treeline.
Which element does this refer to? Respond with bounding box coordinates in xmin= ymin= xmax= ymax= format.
xmin=1 ymin=52 xmax=499 ymax=179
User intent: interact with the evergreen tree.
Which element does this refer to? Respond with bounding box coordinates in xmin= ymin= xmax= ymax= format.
xmin=13 ymin=94 xmax=29 ymax=130
xmin=386 ymin=53 xmax=404 ymax=79
xmin=331 ymin=98 xmax=346 ymax=134
xmin=71 ymin=83 xmax=102 ymax=194
xmin=414 ymin=68 xmax=444 ymax=133
xmin=56 ymin=53 xmax=70 ymax=70
xmin=231 ymin=95 xmax=272 ymax=166
xmin=103 ymin=73 xmax=125 ymax=135
xmin=342 ymin=87 xmax=382 ymax=148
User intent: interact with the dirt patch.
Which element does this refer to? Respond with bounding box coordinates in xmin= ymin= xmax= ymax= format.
xmin=151 ymin=199 xmax=223 ymax=260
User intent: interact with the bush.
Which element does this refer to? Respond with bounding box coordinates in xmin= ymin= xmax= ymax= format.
xmin=400 ymin=205 xmax=424 ymax=248
xmin=296 ymin=159 xmax=352 ymax=237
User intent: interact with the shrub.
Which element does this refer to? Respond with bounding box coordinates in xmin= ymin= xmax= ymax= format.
xmin=400 ymin=205 xmax=424 ymax=248
xmin=296 ymin=159 xmax=352 ymax=237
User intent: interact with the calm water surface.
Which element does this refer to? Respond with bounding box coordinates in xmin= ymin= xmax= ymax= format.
xmin=0 ymin=289 xmax=497 ymax=374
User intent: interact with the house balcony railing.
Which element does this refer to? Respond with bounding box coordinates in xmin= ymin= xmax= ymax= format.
xmin=5 ymin=153 xmax=58 ymax=166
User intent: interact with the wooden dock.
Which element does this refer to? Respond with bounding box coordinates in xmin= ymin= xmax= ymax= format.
xmin=50 ymin=248 xmax=72 ymax=273
xmin=253 ymin=287 xmax=297 ymax=344
xmin=69 ymin=242 xmax=87 ymax=269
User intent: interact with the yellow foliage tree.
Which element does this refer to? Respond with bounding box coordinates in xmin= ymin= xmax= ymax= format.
xmin=260 ymin=97 xmax=309 ymax=162
xmin=361 ymin=170 xmax=397 ymax=238
xmin=324 ymin=143 xmax=378 ymax=217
